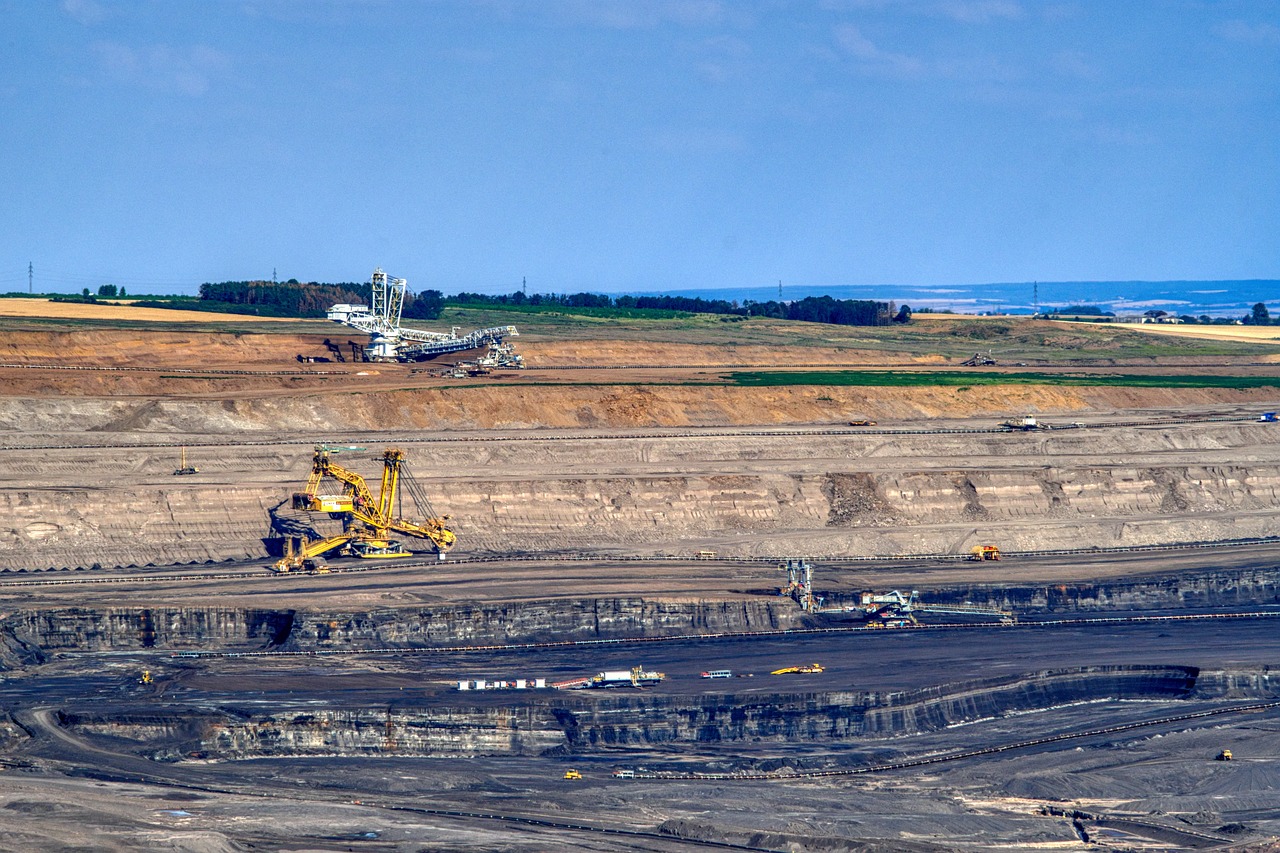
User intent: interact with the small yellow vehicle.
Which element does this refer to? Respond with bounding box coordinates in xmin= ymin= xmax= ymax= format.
xmin=563 ymin=769 xmax=583 ymax=780
xmin=771 ymin=663 xmax=824 ymax=675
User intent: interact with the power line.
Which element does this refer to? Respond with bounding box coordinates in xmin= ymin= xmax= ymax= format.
xmin=35 ymin=272 xmax=198 ymax=286
xmin=11 ymin=268 xmax=205 ymax=295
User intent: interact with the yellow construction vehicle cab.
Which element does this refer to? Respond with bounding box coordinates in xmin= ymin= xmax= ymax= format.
xmin=138 ymin=670 xmax=152 ymax=685
xmin=970 ymin=545 xmax=1001 ymax=561
xmin=563 ymin=769 xmax=582 ymax=780
xmin=1217 ymin=749 xmax=1233 ymax=761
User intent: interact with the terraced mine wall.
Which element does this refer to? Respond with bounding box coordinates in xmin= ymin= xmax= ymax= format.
xmin=2 ymin=567 xmax=1277 ymax=662
xmin=0 ymin=599 xmax=802 ymax=660
xmin=550 ymin=665 xmax=1206 ymax=750
xmin=59 ymin=665 xmax=1279 ymax=760
xmin=7 ymin=460 xmax=1280 ymax=570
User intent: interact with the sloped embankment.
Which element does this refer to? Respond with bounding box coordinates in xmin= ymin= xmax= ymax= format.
xmin=0 ymin=382 xmax=1276 ymax=433
xmin=0 ymin=599 xmax=803 ymax=659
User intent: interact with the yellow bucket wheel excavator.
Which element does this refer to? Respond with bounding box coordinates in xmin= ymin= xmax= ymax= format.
xmin=274 ymin=445 xmax=456 ymax=572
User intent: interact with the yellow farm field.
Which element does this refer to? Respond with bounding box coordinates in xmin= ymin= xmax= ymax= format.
xmin=1122 ymin=322 xmax=1280 ymax=344
xmin=0 ymin=298 xmax=294 ymax=323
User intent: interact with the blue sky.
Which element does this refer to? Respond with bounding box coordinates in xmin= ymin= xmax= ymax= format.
xmin=1 ymin=0 xmax=1277 ymax=296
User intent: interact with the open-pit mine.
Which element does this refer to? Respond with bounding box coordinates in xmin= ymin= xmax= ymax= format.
xmin=1 ymin=305 xmax=1280 ymax=851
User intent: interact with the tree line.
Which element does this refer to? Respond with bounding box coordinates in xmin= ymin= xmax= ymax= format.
xmin=181 ymin=280 xmax=446 ymax=320
xmin=1243 ymin=302 xmax=1273 ymax=325
xmin=1042 ymin=303 xmax=1275 ymax=325
xmin=152 ymin=280 xmax=909 ymax=326
xmin=197 ymin=280 xmax=371 ymax=317
xmin=450 ymin=290 xmax=908 ymax=325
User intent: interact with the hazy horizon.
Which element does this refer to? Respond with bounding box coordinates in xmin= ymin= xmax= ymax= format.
xmin=10 ymin=275 xmax=1275 ymax=318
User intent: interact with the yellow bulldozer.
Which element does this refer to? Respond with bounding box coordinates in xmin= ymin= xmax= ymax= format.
xmin=273 ymin=446 xmax=455 ymax=572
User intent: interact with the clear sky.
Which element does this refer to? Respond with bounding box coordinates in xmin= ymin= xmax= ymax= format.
xmin=1 ymin=0 xmax=1277 ymax=296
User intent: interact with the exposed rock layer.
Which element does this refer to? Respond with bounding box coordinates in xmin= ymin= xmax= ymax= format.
xmin=58 ymin=665 xmax=1280 ymax=759
xmin=2 ymin=567 xmax=1276 ymax=659
xmin=3 ymin=422 xmax=1279 ymax=568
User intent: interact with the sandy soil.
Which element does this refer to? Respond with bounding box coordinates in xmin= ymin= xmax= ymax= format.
xmin=0 ymin=296 xmax=298 ymax=323
xmin=1124 ymin=322 xmax=1280 ymax=343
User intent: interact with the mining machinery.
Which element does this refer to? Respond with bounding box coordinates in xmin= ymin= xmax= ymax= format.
xmin=778 ymin=560 xmax=1014 ymax=624
xmin=273 ymin=445 xmax=456 ymax=572
xmin=172 ymin=446 xmax=199 ymax=476
xmin=326 ymin=268 xmax=522 ymax=364
xmin=780 ymin=558 xmax=820 ymax=612
xmin=856 ymin=589 xmax=1014 ymax=626
xmin=771 ymin=664 xmax=824 ymax=675
xmin=1001 ymin=414 xmax=1050 ymax=431
xmin=550 ymin=665 xmax=666 ymax=690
